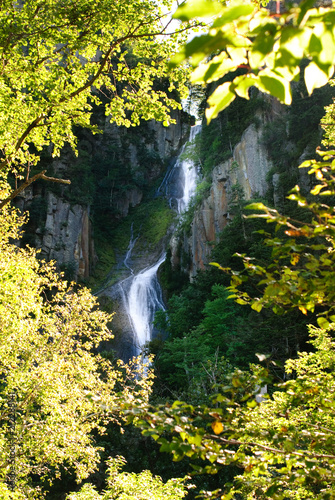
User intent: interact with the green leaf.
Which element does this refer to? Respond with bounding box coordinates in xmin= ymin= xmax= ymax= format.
xmin=305 ymin=61 xmax=331 ymax=94
xmin=233 ymin=74 xmax=257 ymax=99
xmin=317 ymin=317 xmax=330 ymax=329
xmin=266 ymin=484 xmax=280 ymax=496
xmin=245 ymin=202 xmax=268 ymax=211
xmin=251 ymin=301 xmax=263 ymax=312
xmin=283 ymin=439 xmax=295 ymax=452
xmin=212 ymin=3 xmax=254 ymax=28
xmin=313 ymin=22 xmax=335 ymax=67
xmin=236 ymin=298 xmax=248 ymax=305
xmin=310 ymin=184 xmax=326 ymax=195
xmin=206 ymin=82 xmax=236 ymax=122
xmin=191 ymin=54 xmax=239 ymax=84
xmin=256 ymin=71 xmax=292 ymax=104
xmin=173 ymin=0 xmax=223 ymax=21
xmin=249 ymin=32 xmax=276 ymax=69
xmin=221 ymin=492 xmax=234 ymax=500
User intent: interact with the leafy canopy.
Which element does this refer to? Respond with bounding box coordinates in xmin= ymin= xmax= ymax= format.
xmin=118 ymin=2 xmax=335 ymax=499
xmin=0 ymin=0 xmax=194 ymax=207
xmin=171 ymin=0 xmax=335 ymax=121
xmin=126 ymin=324 xmax=335 ymax=499
xmin=0 ymin=207 xmax=154 ymax=498
xmin=66 ymin=456 xmax=191 ymax=500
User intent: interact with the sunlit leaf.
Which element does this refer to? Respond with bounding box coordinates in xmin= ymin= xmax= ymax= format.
xmin=233 ymin=74 xmax=257 ymax=99
xmin=173 ymin=0 xmax=223 ymax=21
xmin=257 ymin=70 xmax=292 ymax=104
xmin=305 ymin=61 xmax=330 ymax=95
xmin=310 ymin=184 xmax=326 ymax=195
xmin=317 ymin=316 xmax=330 ymax=329
xmin=191 ymin=55 xmax=239 ymax=84
xmin=251 ymin=301 xmax=263 ymax=312
xmin=211 ymin=421 xmax=224 ymax=435
xmin=206 ymin=82 xmax=236 ymax=122
xmin=212 ymin=2 xmax=254 ymax=28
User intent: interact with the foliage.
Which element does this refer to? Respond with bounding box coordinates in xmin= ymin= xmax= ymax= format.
xmin=321 ymin=81 xmax=335 ymax=146
xmin=125 ymin=324 xmax=335 ymax=499
xmin=0 ymin=207 xmax=154 ymax=497
xmin=132 ymin=4 xmax=335 ymax=497
xmin=171 ymin=0 xmax=335 ymax=121
xmin=0 ymin=0 xmax=195 ymax=208
xmin=222 ymin=148 xmax=335 ymax=327
xmin=158 ymin=247 xmax=189 ymax=299
xmin=261 ymin=76 xmax=335 ymax=215
xmin=66 ymin=456 xmax=191 ymax=500
xmin=136 ymin=198 xmax=176 ymax=249
xmin=154 ymin=193 xmax=311 ymax=395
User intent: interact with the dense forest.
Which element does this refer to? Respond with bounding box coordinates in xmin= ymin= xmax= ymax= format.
xmin=2 ymin=0 xmax=335 ymax=499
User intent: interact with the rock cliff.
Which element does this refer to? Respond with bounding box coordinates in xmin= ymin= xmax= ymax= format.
xmin=16 ymin=109 xmax=188 ymax=281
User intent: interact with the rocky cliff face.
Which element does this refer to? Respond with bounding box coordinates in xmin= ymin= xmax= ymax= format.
xmin=39 ymin=192 xmax=94 ymax=280
xmin=172 ymin=119 xmax=274 ymax=279
xmin=17 ymin=109 xmax=188 ymax=280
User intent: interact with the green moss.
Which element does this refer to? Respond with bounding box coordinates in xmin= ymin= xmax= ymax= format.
xmin=139 ymin=198 xmax=176 ymax=248
xmin=88 ymin=237 xmax=116 ymax=289
xmin=89 ymin=197 xmax=175 ymax=290
xmin=111 ymin=197 xmax=175 ymax=252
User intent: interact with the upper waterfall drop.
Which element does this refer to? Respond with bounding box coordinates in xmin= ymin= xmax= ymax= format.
xmin=176 ymin=124 xmax=201 ymax=214
xmin=159 ymin=124 xmax=201 ymax=214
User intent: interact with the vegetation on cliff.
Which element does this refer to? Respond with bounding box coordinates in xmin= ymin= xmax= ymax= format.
xmin=0 ymin=207 xmax=157 ymax=498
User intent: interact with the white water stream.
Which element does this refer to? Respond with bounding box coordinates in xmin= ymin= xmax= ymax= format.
xmin=123 ymin=124 xmax=201 ymax=354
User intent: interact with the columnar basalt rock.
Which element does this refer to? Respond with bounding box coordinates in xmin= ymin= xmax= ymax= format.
xmin=18 ymin=109 xmax=188 ymax=280
xmin=37 ymin=192 xmax=94 ymax=280
xmin=171 ymin=119 xmax=274 ymax=279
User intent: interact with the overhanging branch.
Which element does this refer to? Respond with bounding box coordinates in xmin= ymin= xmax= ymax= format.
xmin=0 ymin=170 xmax=70 ymax=210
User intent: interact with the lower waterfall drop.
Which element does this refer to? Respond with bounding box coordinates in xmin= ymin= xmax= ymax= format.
xmin=125 ymin=124 xmax=201 ymax=355
xmin=127 ymin=255 xmax=166 ymax=350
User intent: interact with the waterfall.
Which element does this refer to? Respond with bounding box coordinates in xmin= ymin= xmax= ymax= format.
xmin=127 ymin=255 xmax=166 ymax=350
xmin=157 ymin=124 xmax=201 ymax=214
xmin=120 ymin=124 xmax=201 ymax=355
xmin=176 ymin=124 xmax=201 ymax=214
xmin=123 ymin=223 xmax=139 ymax=275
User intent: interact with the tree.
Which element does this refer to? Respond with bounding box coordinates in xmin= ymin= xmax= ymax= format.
xmin=0 ymin=0 xmax=195 ymax=208
xmin=119 ymin=1 xmax=335 ymax=498
xmin=126 ymin=324 xmax=335 ymax=499
xmin=66 ymin=456 xmax=191 ymax=500
xmin=171 ymin=0 xmax=335 ymax=122
xmin=0 ymin=207 xmax=154 ymax=498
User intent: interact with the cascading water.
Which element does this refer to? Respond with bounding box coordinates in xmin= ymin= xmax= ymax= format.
xmin=158 ymin=124 xmax=201 ymax=214
xmin=127 ymin=255 xmax=166 ymax=349
xmin=123 ymin=223 xmax=139 ymax=275
xmin=175 ymin=124 xmax=201 ymax=214
xmin=116 ymin=124 xmax=202 ymax=356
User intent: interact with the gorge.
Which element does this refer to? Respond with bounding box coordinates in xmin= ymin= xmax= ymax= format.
xmin=101 ymin=124 xmax=201 ymax=356
xmin=16 ymin=84 xmax=332 ymax=365
xmin=9 ymin=77 xmax=335 ymax=500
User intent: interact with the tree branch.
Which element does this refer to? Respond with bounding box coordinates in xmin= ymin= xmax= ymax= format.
xmin=0 ymin=170 xmax=70 ymax=210
xmin=212 ymin=434 xmax=335 ymax=461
